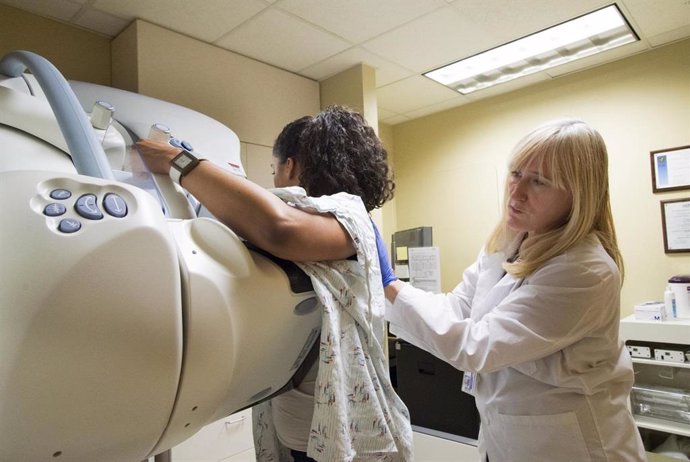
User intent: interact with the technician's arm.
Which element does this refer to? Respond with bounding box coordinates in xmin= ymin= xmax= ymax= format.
xmin=384 ymin=252 xmax=620 ymax=374
xmin=136 ymin=140 xmax=354 ymax=262
xmin=384 ymin=280 xmax=405 ymax=303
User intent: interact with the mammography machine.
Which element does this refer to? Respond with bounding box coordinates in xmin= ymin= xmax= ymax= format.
xmin=0 ymin=50 xmax=320 ymax=461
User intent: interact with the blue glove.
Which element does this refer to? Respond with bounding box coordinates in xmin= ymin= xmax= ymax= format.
xmin=371 ymin=219 xmax=397 ymax=287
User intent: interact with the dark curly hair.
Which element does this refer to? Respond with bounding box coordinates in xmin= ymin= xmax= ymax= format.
xmin=272 ymin=105 xmax=395 ymax=211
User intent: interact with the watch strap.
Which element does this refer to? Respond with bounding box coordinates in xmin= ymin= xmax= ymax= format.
xmin=169 ymin=164 xmax=184 ymax=185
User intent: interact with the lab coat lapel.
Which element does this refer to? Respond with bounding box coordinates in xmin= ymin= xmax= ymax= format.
xmin=472 ymin=252 xmax=510 ymax=320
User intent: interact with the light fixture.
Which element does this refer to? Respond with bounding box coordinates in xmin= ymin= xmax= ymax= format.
xmin=424 ymin=4 xmax=638 ymax=94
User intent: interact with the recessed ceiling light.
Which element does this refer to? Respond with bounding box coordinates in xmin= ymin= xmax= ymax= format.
xmin=424 ymin=4 xmax=638 ymax=94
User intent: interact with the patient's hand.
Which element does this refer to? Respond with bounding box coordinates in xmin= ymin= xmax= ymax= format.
xmin=135 ymin=139 xmax=180 ymax=175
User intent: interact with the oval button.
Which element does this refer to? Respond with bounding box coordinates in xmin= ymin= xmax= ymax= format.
xmin=50 ymin=189 xmax=72 ymax=200
xmin=75 ymin=194 xmax=103 ymax=220
xmin=58 ymin=218 xmax=81 ymax=233
xmin=44 ymin=203 xmax=66 ymax=217
xmin=103 ymin=193 xmax=128 ymax=218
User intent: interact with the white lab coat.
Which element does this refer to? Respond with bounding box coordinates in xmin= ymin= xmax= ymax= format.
xmin=387 ymin=234 xmax=646 ymax=461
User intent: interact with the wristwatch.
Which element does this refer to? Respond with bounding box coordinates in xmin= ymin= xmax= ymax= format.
xmin=169 ymin=149 xmax=205 ymax=186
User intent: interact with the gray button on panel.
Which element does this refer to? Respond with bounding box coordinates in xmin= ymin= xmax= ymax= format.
xmin=75 ymin=194 xmax=103 ymax=220
xmin=58 ymin=218 xmax=81 ymax=233
xmin=103 ymin=193 xmax=127 ymax=218
xmin=44 ymin=203 xmax=67 ymax=216
xmin=50 ymin=189 xmax=72 ymax=200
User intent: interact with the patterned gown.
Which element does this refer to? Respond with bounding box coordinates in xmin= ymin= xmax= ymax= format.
xmin=253 ymin=186 xmax=413 ymax=462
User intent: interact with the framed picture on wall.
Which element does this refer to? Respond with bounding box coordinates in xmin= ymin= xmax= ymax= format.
xmin=650 ymin=145 xmax=690 ymax=192
xmin=661 ymin=198 xmax=690 ymax=253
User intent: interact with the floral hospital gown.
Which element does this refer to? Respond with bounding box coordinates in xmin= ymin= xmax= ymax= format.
xmin=253 ymin=186 xmax=413 ymax=462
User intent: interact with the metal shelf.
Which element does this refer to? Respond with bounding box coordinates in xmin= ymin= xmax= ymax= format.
xmin=634 ymin=415 xmax=690 ymax=437
xmin=621 ymin=315 xmax=690 ymax=441
xmin=631 ymin=358 xmax=690 ymax=369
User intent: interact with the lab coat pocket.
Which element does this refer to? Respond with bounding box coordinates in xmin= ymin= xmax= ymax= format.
xmin=489 ymin=410 xmax=590 ymax=461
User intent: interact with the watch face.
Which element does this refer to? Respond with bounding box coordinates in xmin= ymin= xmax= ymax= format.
xmin=172 ymin=150 xmax=199 ymax=173
xmin=175 ymin=154 xmax=194 ymax=169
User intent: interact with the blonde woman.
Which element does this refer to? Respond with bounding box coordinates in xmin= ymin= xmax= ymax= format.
xmin=378 ymin=119 xmax=646 ymax=461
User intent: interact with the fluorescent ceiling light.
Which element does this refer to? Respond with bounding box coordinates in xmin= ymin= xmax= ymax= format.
xmin=424 ymin=4 xmax=638 ymax=94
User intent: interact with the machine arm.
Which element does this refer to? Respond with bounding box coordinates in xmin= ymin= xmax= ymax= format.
xmin=0 ymin=50 xmax=113 ymax=180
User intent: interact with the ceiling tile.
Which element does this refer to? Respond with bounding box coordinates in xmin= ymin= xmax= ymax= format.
xmin=93 ymin=0 xmax=268 ymax=42
xmin=449 ymin=0 xmax=609 ymax=46
xmin=403 ymin=95 xmax=469 ymax=121
xmin=299 ymin=46 xmax=415 ymax=86
xmin=544 ymin=40 xmax=649 ymax=78
xmin=215 ymin=8 xmax=351 ymax=73
xmin=377 ymin=107 xmax=399 ymax=120
xmin=622 ymin=0 xmax=690 ymax=40
xmin=380 ymin=113 xmax=411 ymax=125
xmin=277 ymin=0 xmax=447 ymax=43
xmin=377 ymin=75 xmax=460 ymax=114
xmin=645 ymin=24 xmax=690 ymax=47
xmin=2 ymin=0 xmax=81 ymax=21
xmin=74 ymin=7 xmax=131 ymax=37
xmin=362 ymin=5 xmax=503 ymax=74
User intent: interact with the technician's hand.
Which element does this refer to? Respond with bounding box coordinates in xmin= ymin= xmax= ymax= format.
xmin=136 ymin=139 xmax=181 ymax=175
xmin=371 ymin=219 xmax=398 ymax=288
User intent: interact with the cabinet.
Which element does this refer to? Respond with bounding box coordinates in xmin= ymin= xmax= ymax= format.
xmin=394 ymin=340 xmax=479 ymax=444
xmin=620 ymin=315 xmax=690 ymax=458
xmin=169 ymin=409 xmax=254 ymax=462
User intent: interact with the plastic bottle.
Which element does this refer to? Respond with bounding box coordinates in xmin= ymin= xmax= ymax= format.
xmin=664 ymin=285 xmax=676 ymax=319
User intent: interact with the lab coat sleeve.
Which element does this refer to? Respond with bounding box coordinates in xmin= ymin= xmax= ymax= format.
xmin=386 ymin=258 xmax=478 ymax=357
xmin=386 ymin=245 xmax=621 ymax=374
xmin=386 ymin=284 xmax=470 ymax=359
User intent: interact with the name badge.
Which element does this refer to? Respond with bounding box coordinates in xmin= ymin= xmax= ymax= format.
xmin=462 ymin=371 xmax=477 ymax=394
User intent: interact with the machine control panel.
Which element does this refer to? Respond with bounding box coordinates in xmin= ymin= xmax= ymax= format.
xmin=42 ymin=187 xmax=129 ymax=234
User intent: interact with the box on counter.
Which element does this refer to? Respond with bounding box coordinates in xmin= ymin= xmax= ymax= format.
xmin=634 ymin=301 xmax=668 ymax=321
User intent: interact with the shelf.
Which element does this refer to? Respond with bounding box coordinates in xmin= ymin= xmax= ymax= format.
xmin=621 ymin=315 xmax=690 ymax=345
xmin=632 ymin=358 xmax=690 ymax=369
xmin=634 ymin=415 xmax=690 ymax=437
xmin=622 ymin=315 xmax=690 ymax=327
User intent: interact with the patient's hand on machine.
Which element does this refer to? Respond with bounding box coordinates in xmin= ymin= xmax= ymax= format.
xmin=136 ymin=139 xmax=181 ymax=174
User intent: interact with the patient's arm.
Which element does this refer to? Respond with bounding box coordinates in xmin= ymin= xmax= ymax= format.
xmin=137 ymin=139 xmax=355 ymax=262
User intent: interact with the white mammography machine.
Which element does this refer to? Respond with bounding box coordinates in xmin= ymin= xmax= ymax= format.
xmin=0 ymin=51 xmax=320 ymax=461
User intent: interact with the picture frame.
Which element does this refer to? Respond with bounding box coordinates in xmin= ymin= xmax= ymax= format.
xmin=660 ymin=198 xmax=690 ymax=253
xmin=650 ymin=145 xmax=690 ymax=192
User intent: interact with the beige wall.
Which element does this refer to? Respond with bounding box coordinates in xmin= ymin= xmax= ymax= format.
xmin=391 ymin=38 xmax=690 ymax=315
xmin=0 ymin=4 xmax=111 ymax=85
xmin=378 ymin=123 xmax=398 ymax=254
xmin=110 ymin=20 xmax=320 ymax=184
xmin=320 ymin=63 xmax=378 ymax=128
xmin=112 ymin=20 xmax=319 ymax=151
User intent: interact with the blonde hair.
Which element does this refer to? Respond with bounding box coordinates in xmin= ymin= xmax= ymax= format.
xmin=486 ymin=119 xmax=623 ymax=280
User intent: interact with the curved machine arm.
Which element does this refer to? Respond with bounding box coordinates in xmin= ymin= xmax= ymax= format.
xmin=0 ymin=50 xmax=113 ymax=180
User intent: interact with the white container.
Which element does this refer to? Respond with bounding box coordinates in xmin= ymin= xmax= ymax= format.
xmin=664 ymin=286 xmax=676 ymax=318
xmin=669 ymin=275 xmax=690 ymax=319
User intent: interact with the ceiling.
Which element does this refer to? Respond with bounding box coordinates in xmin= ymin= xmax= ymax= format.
xmin=2 ymin=0 xmax=689 ymax=125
